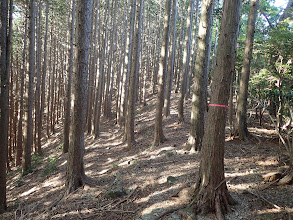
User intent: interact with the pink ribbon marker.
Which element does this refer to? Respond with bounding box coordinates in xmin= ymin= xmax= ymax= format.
xmin=209 ymin=104 xmax=228 ymax=108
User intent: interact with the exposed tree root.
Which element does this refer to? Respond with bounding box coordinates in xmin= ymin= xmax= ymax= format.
xmin=192 ymin=187 xmax=237 ymax=220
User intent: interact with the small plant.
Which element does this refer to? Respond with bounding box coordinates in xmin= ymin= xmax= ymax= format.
xmin=42 ymin=157 xmax=57 ymax=177
xmin=58 ymin=143 xmax=64 ymax=150
xmin=15 ymin=177 xmax=24 ymax=187
xmin=112 ymin=162 xmax=119 ymax=170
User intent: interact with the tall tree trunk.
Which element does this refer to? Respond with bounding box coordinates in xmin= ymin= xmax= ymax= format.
xmin=125 ymin=0 xmax=143 ymax=149
xmin=35 ymin=0 xmax=42 ymax=154
xmin=152 ymin=4 xmax=162 ymax=95
xmin=65 ymin=0 xmax=92 ymax=194
xmin=46 ymin=20 xmax=53 ymax=138
xmin=40 ymin=0 xmax=49 ymax=154
xmin=177 ymin=0 xmax=195 ymax=122
xmin=0 ymin=0 xmax=9 ymax=213
xmin=163 ymin=0 xmax=178 ymax=117
xmin=116 ymin=0 xmax=128 ymax=125
xmin=94 ymin=0 xmax=110 ymax=138
xmin=191 ymin=0 xmax=241 ymax=219
xmin=187 ymin=0 xmax=200 ymax=98
xmin=87 ymin=0 xmax=99 ymax=134
xmin=6 ymin=0 xmax=13 ymax=172
xmin=16 ymin=14 xmax=27 ymax=167
xmin=119 ymin=0 xmax=135 ymax=127
xmin=152 ymin=0 xmax=172 ymax=147
xmin=23 ymin=0 xmax=35 ymax=173
xmin=188 ymin=0 xmax=214 ymax=152
xmin=236 ymin=0 xmax=259 ymax=140
xmin=64 ymin=0 xmax=75 ymax=153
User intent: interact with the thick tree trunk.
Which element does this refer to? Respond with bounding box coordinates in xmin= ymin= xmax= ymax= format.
xmin=152 ymin=0 xmax=172 ymax=147
xmin=236 ymin=0 xmax=259 ymax=140
xmin=23 ymin=0 xmax=35 ymax=173
xmin=191 ymin=0 xmax=241 ymax=219
xmin=188 ymin=0 xmax=214 ymax=152
xmin=0 ymin=0 xmax=9 ymax=213
xmin=64 ymin=0 xmax=75 ymax=153
xmin=66 ymin=0 xmax=92 ymax=194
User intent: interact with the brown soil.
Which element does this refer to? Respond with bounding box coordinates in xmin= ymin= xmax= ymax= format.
xmin=1 ymin=91 xmax=293 ymax=220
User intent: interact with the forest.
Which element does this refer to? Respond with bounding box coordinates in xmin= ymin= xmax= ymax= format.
xmin=0 ymin=0 xmax=292 ymax=219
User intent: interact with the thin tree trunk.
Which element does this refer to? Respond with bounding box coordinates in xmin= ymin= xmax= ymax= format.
xmin=236 ymin=0 xmax=259 ymax=140
xmin=163 ymin=0 xmax=177 ymax=117
xmin=125 ymin=0 xmax=144 ymax=149
xmin=35 ymin=0 xmax=42 ymax=154
xmin=152 ymin=0 xmax=172 ymax=147
xmin=87 ymin=0 xmax=99 ymax=134
xmin=116 ymin=0 xmax=128 ymax=124
xmin=64 ymin=0 xmax=76 ymax=153
xmin=16 ymin=14 xmax=27 ymax=167
xmin=178 ymin=0 xmax=195 ymax=122
xmin=94 ymin=0 xmax=110 ymax=138
xmin=23 ymin=0 xmax=35 ymax=173
xmin=40 ymin=1 xmax=49 ymax=155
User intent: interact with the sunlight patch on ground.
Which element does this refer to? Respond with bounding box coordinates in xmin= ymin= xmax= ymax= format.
xmin=256 ymin=157 xmax=279 ymax=166
xmin=42 ymin=177 xmax=62 ymax=188
xmin=140 ymin=200 xmax=179 ymax=216
xmin=256 ymin=208 xmax=282 ymax=214
xmin=20 ymin=186 xmax=39 ymax=197
xmin=229 ymin=183 xmax=253 ymax=191
xmin=248 ymin=127 xmax=277 ymax=136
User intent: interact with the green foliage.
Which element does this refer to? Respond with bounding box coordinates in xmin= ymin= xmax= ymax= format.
xmin=42 ymin=157 xmax=57 ymax=177
xmin=15 ymin=176 xmax=24 ymax=187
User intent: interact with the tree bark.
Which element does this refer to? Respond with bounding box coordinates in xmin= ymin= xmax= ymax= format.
xmin=152 ymin=0 xmax=172 ymax=147
xmin=64 ymin=0 xmax=75 ymax=153
xmin=40 ymin=0 xmax=49 ymax=153
xmin=191 ymin=0 xmax=241 ymax=218
xmin=188 ymin=0 xmax=214 ymax=152
xmin=35 ymin=0 xmax=42 ymax=154
xmin=163 ymin=0 xmax=178 ymax=117
xmin=178 ymin=0 xmax=195 ymax=122
xmin=125 ymin=0 xmax=143 ymax=149
xmin=236 ymin=0 xmax=259 ymax=140
xmin=23 ymin=0 xmax=35 ymax=173
xmin=65 ymin=0 xmax=92 ymax=194
xmin=94 ymin=0 xmax=110 ymax=138
xmin=0 ymin=0 xmax=9 ymax=213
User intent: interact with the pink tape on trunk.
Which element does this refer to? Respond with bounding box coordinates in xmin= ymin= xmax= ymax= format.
xmin=209 ymin=104 xmax=228 ymax=108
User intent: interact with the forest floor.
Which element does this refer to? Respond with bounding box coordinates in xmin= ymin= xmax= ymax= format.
xmin=1 ymin=91 xmax=293 ymax=220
